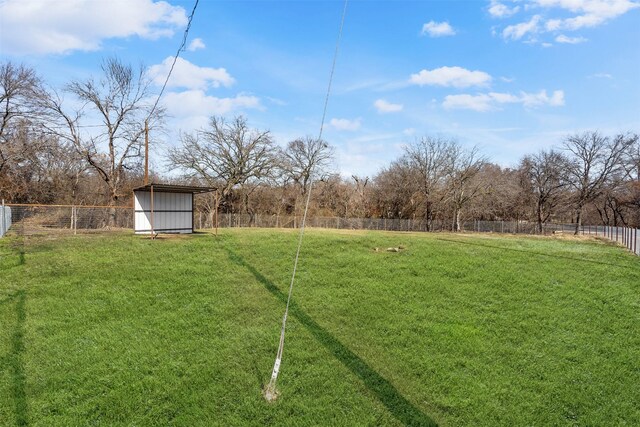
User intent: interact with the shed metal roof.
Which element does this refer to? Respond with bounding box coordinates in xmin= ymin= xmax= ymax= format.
xmin=133 ymin=183 xmax=217 ymax=194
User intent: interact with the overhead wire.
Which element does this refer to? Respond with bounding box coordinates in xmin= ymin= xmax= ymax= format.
xmin=7 ymin=1 xmax=200 ymax=136
xmin=147 ymin=0 xmax=200 ymax=121
xmin=265 ymin=0 xmax=349 ymax=401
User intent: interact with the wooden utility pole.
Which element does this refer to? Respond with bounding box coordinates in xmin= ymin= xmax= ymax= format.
xmin=144 ymin=120 xmax=149 ymax=185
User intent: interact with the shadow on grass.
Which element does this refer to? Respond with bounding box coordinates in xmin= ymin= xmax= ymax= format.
xmin=2 ymin=290 xmax=29 ymax=426
xmin=226 ymin=249 xmax=437 ymax=426
xmin=435 ymin=236 xmax=639 ymax=270
xmin=0 ymin=245 xmax=25 ymax=270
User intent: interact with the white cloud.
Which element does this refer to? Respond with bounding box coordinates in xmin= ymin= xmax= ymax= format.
xmin=373 ymin=99 xmax=403 ymax=113
xmin=520 ymin=89 xmax=565 ymax=107
xmin=148 ymin=57 xmax=234 ymax=90
xmin=443 ymin=94 xmax=495 ymax=112
xmin=421 ymin=21 xmax=456 ymax=37
xmin=503 ymin=15 xmax=542 ymax=40
xmin=187 ymin=38 xmax=206 ymax=51
xmin=488 ymin=92 xmax=521 ymax=103
xmin=162 ymin=90 xmax=261 ymax=118
xmin=555 ymin=34 xmax=587 ymax=43
xmin=545 ymin=19 xmax=563 ymax=31
xmin=488 ymin=1 xmax=521 ymax=18
xmin=497 ymin=0 xmax=639 ymax=44
xmin=403 ymin=128 xmax=417 ymax=136
xmin=534 ymin=0 xmax=640 ymax=30
xmin=409 ymin=66 xmax=492 ymax=88
xmin=330 ymin=118 xmax=362 ymax=131
xmin=443 ymin=89 xmax=565 ymax=111
xmin=0 ymin=0 xmax=187 ymax=55
xmin=266 ymin=97 xmax=288 ymax=106
xmin=589 ymin=73 xmax=613 ymax=79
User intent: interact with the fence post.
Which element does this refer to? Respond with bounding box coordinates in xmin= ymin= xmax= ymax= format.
xmin=1 ymin=199 xmax=5 ymax=237
xmin=622 ymin=227 xmax=629 ymax=247
xmin=626 ymin=227 xmax=629 ymax=249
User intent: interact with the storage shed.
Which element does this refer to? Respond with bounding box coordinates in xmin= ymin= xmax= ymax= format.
xmin=133 ymin=183 xmax=216 ymax=234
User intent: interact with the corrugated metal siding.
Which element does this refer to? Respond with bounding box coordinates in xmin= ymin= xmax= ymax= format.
xmin=0 ymin=206 xmax=11 ymax=237
xmin=134 ymin=191 xmax=193 ymax=234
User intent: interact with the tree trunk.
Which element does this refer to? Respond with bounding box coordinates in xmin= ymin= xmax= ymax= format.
xmin=536 ymin=200 xmax=543 ymax=234
xmin=108 ymin=188 xmax=118 ymax=228
xmin=574 ymin=206 xmax=583 ymax=235
xmin=425 ymin=201 xmax=432 ymax=232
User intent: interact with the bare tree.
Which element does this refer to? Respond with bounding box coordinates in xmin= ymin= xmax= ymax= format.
xmin=350 ymin=175 xmax=371 ymax=218
xmin=167 ymin=116 xmax=278 ymax=213
xmin=282 ymin=136 xmax=334 ymax=196
xmin=563 ymin=131 xmax=636 ymax=234
xmin=446 ymin=144 xmax=485 ymax=231
xmin=520 ymin=149 xmax=570 ymax=233
xmin=404 ymin=136 xmax=455 ymax=230
xmin=314 ymin=173 xmax=353 ymax=218
xmin=280 ymin=136 xmax=334 ymax=218
xmin=44 ymin=57 xmax=161 ymax=225
xmin=371 ymin=157 xmax=419 ymax=220
xmin=0 ymin=61 xmax=46 ymax=174
xmin=624 ymin=137 xmax=640 ymax=226
xmin=470 ymin=164 xmax=529 ymax=223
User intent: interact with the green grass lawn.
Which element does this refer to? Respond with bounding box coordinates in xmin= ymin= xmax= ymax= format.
xmin=1 ymin=229 xmax=639 ymax=426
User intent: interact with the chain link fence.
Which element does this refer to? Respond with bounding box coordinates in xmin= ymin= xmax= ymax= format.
xmin=2 ymin=204 xmax=638 ymax=255
xmin=5 ymin=205 xmax=133 ymax=236
xmin=580 ymin=224 xmax=640 ymax=255
xmin=207 ymin=213 xmax=639 ymax=255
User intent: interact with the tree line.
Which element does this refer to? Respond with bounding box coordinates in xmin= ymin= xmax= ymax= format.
xmin=1 ymin=58 xmax=638 ymax=232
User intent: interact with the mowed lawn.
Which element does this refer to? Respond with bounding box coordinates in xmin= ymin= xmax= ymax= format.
xmin=1 ymin=229 xmax=639 ymax=426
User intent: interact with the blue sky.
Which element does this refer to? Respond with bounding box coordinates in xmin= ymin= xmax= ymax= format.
xmin=1 ymin=0 xmax=639 ymax=177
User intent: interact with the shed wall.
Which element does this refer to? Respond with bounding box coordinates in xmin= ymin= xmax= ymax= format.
xmin=134 ymin=191 xmax=193 ymax=234
xmin=0 ymin=206 xmax=11 ymax=238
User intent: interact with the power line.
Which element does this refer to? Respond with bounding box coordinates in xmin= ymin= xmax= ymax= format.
xmin=264 ymin=0 xmax=349 ymax=402
xmin=147 ymin=0 xmax=200 ymax=121
xmin=5 ymin=2 xmax=198 ymax=134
